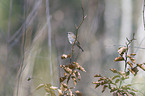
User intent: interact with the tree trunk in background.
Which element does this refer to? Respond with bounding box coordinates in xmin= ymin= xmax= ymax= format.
xmin=132 ymin=0 xmax=145 ymax=95
xmin=14 ymin=1 xmax=57 ymax=96
xmin=133 ymin=0 xmax=145 ymax=63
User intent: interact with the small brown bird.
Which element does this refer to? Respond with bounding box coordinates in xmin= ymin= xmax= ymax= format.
xmin=67 ymin=32 xmax=84 ymax=52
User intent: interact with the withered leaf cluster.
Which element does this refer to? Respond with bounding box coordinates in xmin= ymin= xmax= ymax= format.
xmin=115 ymin=47 xmax=145 ymax=76
xmin=59 ymin=54 xmax=85 ymax=96
xmin=93 ymin=35 xmax=145 ymax=96
xmin=35 ymin=53 xmax=85 ymax=96
xmin=114 ymin=47 xmax=128 ymax=62
xmin=93 ymin=38 xmax=141 ymax=95
xmin=114 ymin=46 xmax=145 ymax=76
xmin=59 ymin=82 xmax=82 ymax=96
xmin=60 ymin=61 xmax=86 ymax=84
xmin=35 ymin=83 xmax=82 ymax=96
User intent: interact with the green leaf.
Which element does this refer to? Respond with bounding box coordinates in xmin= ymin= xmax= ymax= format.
xmin=115 ymin=79 xmax=120 ymax=83
xmin=94 ymin=74 xmax=102 ymax=77
xmin=102 ymin=85 xmax=108 ymax=93
xmin=45 ymin=92 xmax=50 ymax=96
xmin=98 ymin=77 xmax=106 ymax=81
xmin=108 ymin=84 xmax=112 ymax=89
xmin=130 ymin=88 xmax=138 ymax=92
xmin=110 ymin=69 xmax=119 ymax=74
xmin=129 ymin=92 xmax=136 ymax=96
xmin=126 ymin=84 xmax=132 ymax=87
xmin=121 ymin=85 xmax=130 ymax=90
xmin=45 ymin=83 xmax=52 ymax=88
xmin=95 ymin=84 xmax=100 ymax=88
xmin=125 ymin=71 xmax=130 ymax=76
xmin=50 ymin=90 xmax=56 ymax=96
xmin=45 ymin=88 xmax=51 ymax=93
xmin=36 ymin=84 xmax=45 ymax=90
xmin=67 ymin=74 xmax=71 ymax=84
xmin=110 ymin=87 xmax=117 ymax=92
xmin=111 ymin=75 xmax=120 ymax=80
xmin=121 ymin=76 xmax=129 ymax=80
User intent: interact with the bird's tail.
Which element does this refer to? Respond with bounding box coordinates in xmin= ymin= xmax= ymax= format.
xmin=77 ymin=44 xmax=84 ymax=52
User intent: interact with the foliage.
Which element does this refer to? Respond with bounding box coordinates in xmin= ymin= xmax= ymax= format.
xmin=93 ymin=34 xmax=145 ymax=96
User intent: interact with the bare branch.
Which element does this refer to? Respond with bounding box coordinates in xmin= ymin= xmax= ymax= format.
xmin=70 ymin=0 xmax=87 ymax=63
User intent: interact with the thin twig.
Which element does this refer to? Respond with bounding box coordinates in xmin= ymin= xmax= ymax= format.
xmin=68 ymin=0 xmax=86 ymax=85
xmin=119 ymin=34 xmax=135 ymax=88
xmin=124 ymin=43 xmax=128 ymax=72
xmin=124 ymin=33 xmax=135 ymax=72
xmin=70 ymin=0 xmax=87 ymax=63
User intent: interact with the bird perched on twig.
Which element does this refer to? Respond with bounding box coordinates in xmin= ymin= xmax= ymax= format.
xmin=67 ymin=32 xmax=84 ymax=52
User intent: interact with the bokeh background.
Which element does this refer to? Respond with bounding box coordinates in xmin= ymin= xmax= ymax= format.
xmin=0 ymin=0 xmax=145 ymax=96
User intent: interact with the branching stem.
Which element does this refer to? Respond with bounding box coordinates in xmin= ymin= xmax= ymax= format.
xmin=70 ymin=0 xmax=87 ymax=63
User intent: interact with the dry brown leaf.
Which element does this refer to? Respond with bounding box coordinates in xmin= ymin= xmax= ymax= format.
xmin=101 ymin=80 xmax=108 ymax=85
xmin=75 ymin=90 xmax=82 ymax=96
xmin=72 ymin=74 xmax=77 ymax=85
xmin=94 ymin=74 xmax=102 ymax=77
xmin=73 ymin=62 xmax=79 ymax=67
xmin=60 ymin=65 xmax=63 ymax=68
xmin=60 ymin=83 xmax=67 ymax=91
xmin=61 ymin=54 xmax=71 ymax=59
xmin=68 ymin=64 xmax=76 ymax=69
xmin=60 ymin=76 xmax=66 ymax=83
xmin=78 ymin=66 xmax=86 ymax=72
xmin=127 ymin=61 xmax=133 ymax=68
xmin=127 ymin=55 xmax=136 ymax=64
xmin=118 ymin=47 xmax=127 ymax=56
xmin=130 ymin=53 xmax=136 ymax=56
xmin=137 ymin=64 xmax=145 ymax=71
xmin=61 ymin=54 xmax=68 ymax=59
xmin=92 ymin=81 xmax=100 ymax=84
xmin=98 ymin=77 xmax=106 ymax=81
xmin=113 ymin=92 xmax=122 ymax=96
xmin=73 ymin=62 xmax=86 ymax=72
xmin=75 ymin=71 xmax=81 ymax=81
xmin=132 ymin=67 xmax=138 ymax=74
xmin=110 ymin=69 xmax=118 ymax=73
xmin=68 ymin=89 xmax=73 ymax=96
xmin=114 ymin=57 xmax=124 ymax=61
xmin=61 ymin=83 xmax=68 ymax=88
xmin=128 ymin=68 xmax=135 ymax=75
xmin=64 ymin=67 xmax=72 ymax=74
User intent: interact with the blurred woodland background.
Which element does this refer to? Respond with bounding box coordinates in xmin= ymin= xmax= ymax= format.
xmin=0 ymin=0 xmax=145 ymax=96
